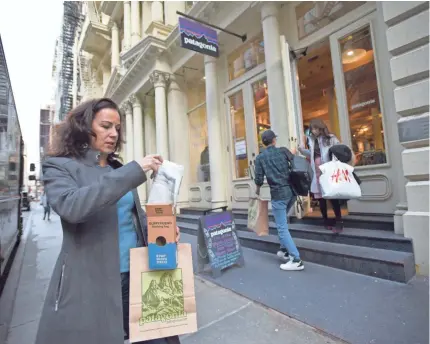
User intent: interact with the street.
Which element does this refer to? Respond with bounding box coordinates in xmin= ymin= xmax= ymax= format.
xmin=0 ymin=205 xmax=343 ymax=344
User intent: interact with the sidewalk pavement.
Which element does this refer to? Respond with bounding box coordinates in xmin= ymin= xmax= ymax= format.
xmin=1 ymin=206 xmax=344 ymax=344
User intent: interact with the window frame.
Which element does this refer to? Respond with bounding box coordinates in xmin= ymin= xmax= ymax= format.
xmin=330 ymin=11 xmax=390 ymax=170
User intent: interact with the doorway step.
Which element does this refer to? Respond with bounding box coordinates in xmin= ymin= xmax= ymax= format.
xmin=177 ymin=208 xmax=415 ymax=283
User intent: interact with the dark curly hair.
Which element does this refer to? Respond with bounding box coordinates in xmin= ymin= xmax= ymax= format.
xmin=48 ymin=98 xmax=123 ymax=159
xmin=309 ymin=118 xmax=332 ymax=147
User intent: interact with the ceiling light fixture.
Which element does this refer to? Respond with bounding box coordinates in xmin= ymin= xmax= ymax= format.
xmin=341 ymin=39 xmax=366 ymax=64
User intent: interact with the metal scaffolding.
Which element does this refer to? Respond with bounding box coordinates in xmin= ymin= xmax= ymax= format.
xmin=55 ymin=1 xmax=83 ymax=121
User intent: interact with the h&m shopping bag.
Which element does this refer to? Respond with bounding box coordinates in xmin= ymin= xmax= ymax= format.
xmin=129 ymin=244 xmax=197 ymax=343
xmin=248 ymin=198 xmax=269 ymax=236
xmin=319 ymin=159 xmax=361 ymax=200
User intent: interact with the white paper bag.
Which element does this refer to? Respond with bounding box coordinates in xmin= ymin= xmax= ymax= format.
xmin=319 ymin=159 xmax=361 ymax=199
xmin=148 ymin=160 xmax=184 ymax=206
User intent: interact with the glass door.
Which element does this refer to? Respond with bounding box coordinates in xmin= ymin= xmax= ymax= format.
xmin=227 ymin=88 xmax=253 ymax=180
xmin=225 ymin=73 xmax=269 ymax=208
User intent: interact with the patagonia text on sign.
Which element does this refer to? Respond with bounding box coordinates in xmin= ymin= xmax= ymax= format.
xmin=179 ymin=17 xmax=219 ymax=58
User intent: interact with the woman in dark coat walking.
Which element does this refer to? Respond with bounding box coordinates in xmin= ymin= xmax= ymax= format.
xmin=35 ymin=98 xmax=180 ymax=344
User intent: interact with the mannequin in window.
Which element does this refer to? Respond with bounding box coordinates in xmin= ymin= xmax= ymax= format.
xmin=200 ymin=137 xmax=210 ymax=182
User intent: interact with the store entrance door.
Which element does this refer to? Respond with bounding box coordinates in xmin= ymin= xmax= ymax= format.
xmin=225 ymin=73 xmax=272 ymax=209
xmin=294 ymin=12 xmax=398 ymax=217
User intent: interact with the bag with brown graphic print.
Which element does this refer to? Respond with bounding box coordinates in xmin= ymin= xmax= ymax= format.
xmin=129 ymin=244 xmax=197 ymax=342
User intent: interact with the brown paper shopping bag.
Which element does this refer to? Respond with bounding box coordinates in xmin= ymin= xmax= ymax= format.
xmin=129 ymin=243 xmax=197 ymax=343
xmin=247 ymin=198 xmax=269 ymax=236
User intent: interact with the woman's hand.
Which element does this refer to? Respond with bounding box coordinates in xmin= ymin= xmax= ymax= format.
xmin=138 ymin=155 xmax=163 ymax=173
xmin=176 ymin=226 xmax=180 ymax=243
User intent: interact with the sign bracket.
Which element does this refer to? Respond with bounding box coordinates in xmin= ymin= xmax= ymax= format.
xmin=177 ymin=11 xmax=247 ymax=43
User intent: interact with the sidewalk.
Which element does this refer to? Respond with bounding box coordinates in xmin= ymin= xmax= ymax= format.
xmin=1 ymin=207 xmax=344 ymax=344
xmin=181 ymin=233 xmax=429 ymax=344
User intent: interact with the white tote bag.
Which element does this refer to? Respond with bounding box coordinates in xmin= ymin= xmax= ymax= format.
xmin=319 ymin=158 xmax=361 ymax=199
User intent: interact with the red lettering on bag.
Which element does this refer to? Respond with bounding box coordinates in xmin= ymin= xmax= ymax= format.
xmin=331 ymin=168 xmax=352 ymax=183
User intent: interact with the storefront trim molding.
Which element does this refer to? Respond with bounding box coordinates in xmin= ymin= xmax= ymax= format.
xmin=291 ymin=2 xmax=377 ymax=50
xmin=109 ymin=39 xmax=166 ymax=103
xmin=224 ymin=63 xmax=266 ymax=94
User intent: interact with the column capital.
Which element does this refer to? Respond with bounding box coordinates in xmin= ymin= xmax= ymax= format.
xmin=108 ymin=20 xmax=118 ymax=31
xmin=204 ymin=55 xmax=217 ymax=65
xmin=129 ymin=94 xmax=142 ymax=108
xmin=149 ymin=70 xmax=171 ymax=88
xmin=261 ymin=2 xmax=279 ymax=22
xmin=120 ymin=101 xmax=132 ymax=114
xmin=168 ymin=74 xmax=184 ymax=92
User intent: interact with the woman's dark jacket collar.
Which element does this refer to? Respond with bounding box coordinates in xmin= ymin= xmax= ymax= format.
xmin=81 ymin=149 xmax=122 ymax=168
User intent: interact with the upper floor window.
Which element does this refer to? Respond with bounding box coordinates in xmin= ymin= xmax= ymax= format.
xmin=295 ymin=2 xmax=365 ymax=40
xmin=227 ymin=34 xmax=265 ymax=82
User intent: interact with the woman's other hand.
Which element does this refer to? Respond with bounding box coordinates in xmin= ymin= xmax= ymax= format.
xmin=176 ymin=226 xmax=180 ymax=243
xmin=139 ymin=155 xmax=163 ymax=173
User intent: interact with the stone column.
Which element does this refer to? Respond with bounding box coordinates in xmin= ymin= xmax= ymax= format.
xmin=204 ymin=56 xmax=227 ymax=208
xmin=261 ymin=2 xmax=289 ymax=147
xmin=165 ymin=1 xmax=185 ymax=27
xmin=111 ymin=22 xmax=120 ymax=70
xmin=143 ymin=96 xmax=156 ymax=197
xmin=131 ymin=1 xmax=141 ymax=46
xmin=130 ymin=95 xmax=146 ymax=204
xmin=149 ymin=71 xmax=170 ymax=160
xmin=167 ymin=75 xmax=190 ymax=208
xmin=151 ymin=1 xmax=164 ymax=23
xmin=382 ymin=2 xmax=429 ymax=274
xmin=124 ymin=102 xmax=134 ymax=163
xmin=123 ymin=1 xmax=132 ymax=50
xmin=141 ymin=1 xmax=152 ymax=38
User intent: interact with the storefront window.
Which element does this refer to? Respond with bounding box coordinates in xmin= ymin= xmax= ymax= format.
xmin=188 ymin=105 xmax=210 ymax=184
xmin=295 ymin=2 xmax=365 ymax=40
xmin=252 ymin=77 xmax=271 ymax=153
xmin=297 ymin=40 xmax=341 ymax=141
xmin=229 ymin=91 xmax=248 ymax=179
xmin=340 ymin=26 xmax=386 ymax=166
xmin=227 ymin=34 xmax=265 ymax=82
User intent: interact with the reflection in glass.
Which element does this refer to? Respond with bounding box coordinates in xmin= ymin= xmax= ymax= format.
xmin=229 ymin=91 xmax=249 ymax=179
xmin=297 ymin=39 xmax=341 ymax=140
xmin=228 ymin=34 xmax=265 ymax=81
xmin=188 ymin=104 xmax=210 ymax=183
xmin=252 ymin=77 xmax=271 ymax=153
xmin=340 ymin=26 xmax=386 ymax=166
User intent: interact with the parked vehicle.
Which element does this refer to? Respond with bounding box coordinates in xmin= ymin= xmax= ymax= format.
xmin=0 ymin=37 xmax=24 ymax=293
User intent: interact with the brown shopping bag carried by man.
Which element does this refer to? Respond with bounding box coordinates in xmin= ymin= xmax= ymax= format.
xmin=248 ymin=198 xmax=269 ymax=236
xmin=129 ymin=243 xmax=197 ymax=342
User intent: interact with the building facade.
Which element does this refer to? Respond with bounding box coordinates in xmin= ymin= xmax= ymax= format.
xmin=53 ymin=2 xmax=84 ymax=122
xmin=76 ymin=1 xmax=429 ymax=274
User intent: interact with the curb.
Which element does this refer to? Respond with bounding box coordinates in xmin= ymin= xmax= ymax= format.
xmin=0 ymin=212 xmax=33 ymax=344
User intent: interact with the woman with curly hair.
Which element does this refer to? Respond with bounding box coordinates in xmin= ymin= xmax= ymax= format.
xmin=35 ymin=98 xmax=180 ymax=344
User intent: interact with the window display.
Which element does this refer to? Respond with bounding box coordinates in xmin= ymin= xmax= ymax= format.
xmin=340 ymin=26 xmax=386 ymax=166
xmin=227 ymin=34 xmax=265 ymax=82
xmin=252 ymin=77 xmax=271 ymax=153
xmin=229 ymin=91 xmax=248 ymax=179
xmin=188 ymin=105 xmax=210 ymax=184
xmin=297 ymin=40 xmax=341 ymax=140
